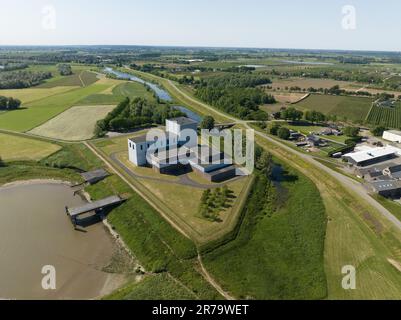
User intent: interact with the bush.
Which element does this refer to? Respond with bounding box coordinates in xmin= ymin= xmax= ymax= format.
xmin=277 ymin=127 xmax=291 ymax=140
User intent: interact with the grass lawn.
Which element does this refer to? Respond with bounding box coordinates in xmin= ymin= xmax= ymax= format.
xmin=0 ymin=132 xmax=61 ymax=161
xmin=295 ymin=94 xmax=373 ymax=122
xmin=29 ymin=105 xmax=115 ymax=141
xmin=203 ymin=165 xmax=328 ymax=300
xmin=0 ymin=81 xmax=115 ymax=132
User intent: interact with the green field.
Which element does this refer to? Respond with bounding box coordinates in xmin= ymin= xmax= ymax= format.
xmin=0 ymin=81 xmax=115 ymax=132
xmin=0 ymin=86 xmax=77 ymax=104
xmin=39 ymin=70 xmax=98 ymax=88
xmin=366 ymin=104 xmax=401 ymax=129
xmin=29 ymin=105 xmax=115 ymax=141
xmin=0 ymin=132 xmax=61 ymax=161
xmin=76 ymin=81 xmax=156 ymax=105
xmin=202 ymin=164 xmax=327 ymax=300
xmin=295 ymin=94 xmax=373 ymax=122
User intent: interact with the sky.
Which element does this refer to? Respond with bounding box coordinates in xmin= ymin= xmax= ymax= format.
xmin=0 ymin=0 xmax=400 ymax=51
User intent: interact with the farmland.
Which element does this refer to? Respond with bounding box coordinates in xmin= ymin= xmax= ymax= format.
xmin=38 ymin=70 xmax=99 ymax=88
xmin=0 ymin=132 xmax=60 ymax=161
xmin=294 ymin=94 xmax=374 ymax=122
xmin=76 ymin=81 xmax=156 ymax=105
xmin=366 ymin=103 xmax=401 ymax=129
xmin=0 ymin=78 xmax=117 ymax=132
xmin=29 ymin=105 xmax=116 ymax=141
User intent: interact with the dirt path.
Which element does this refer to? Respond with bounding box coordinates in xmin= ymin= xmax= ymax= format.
xmin=78 ymin=71 xmax=86 ymax=87
xmin=197 ymin=255 xmax=235 ymax=300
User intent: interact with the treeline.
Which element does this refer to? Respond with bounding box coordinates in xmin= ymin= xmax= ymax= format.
xmin=0 ymin=63 xmax=28 ymax=72
xmin=195 ymin=74 xmax=275 ymax=120
xmin=0 ymin=70 xmax=52 ymax=89
xmin=0 ymin=96 xmax=21 ymax=110
xmin=271 ymin=107 xmax=328 ymax=123
xmin=94 ymin=97 xmax=185 ymax=136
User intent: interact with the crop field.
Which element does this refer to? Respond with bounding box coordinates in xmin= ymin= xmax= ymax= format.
xmin=0 ymin=80 xmax=116 ymax=132
xmin=76 ymin=81 xmax=155 ymax=105
xmin=0 ymin=86 xmax=76 ymax=104
xmin=29 ymin=105 xmax=116 ymax=141
xmin=295 ymin=94 xmax=373 ymax=121
xmin=0 ymin=132 xmax=60 ymax=161
xmin=366 ymin=104 xmax=401 ymax=129
xmin=270 ymin=77 xmax=358 ymax=91
xmin=39 ymin=70 xmax=99 ymax=88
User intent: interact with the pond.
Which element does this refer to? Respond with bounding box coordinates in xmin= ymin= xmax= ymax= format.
xmin=173 ymin=106 xmax=203 ymax=123
xmin=0 ymin=181 xmax=119 ymax=299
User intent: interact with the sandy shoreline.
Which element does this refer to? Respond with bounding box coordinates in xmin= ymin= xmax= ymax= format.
xmin=0 ymin=179 xmax=74 ymax=189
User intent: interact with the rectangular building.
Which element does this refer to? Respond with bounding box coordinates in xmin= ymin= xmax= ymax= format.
xmin=343 ymin=147 xmax=398 ymax=167
xmin=383 ymin=130 xmax=401 ymax=144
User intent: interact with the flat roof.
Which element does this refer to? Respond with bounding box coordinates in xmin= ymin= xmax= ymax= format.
xmin=168 ymin=117 xmax=198 ymax=126
xmin=129 ymin=135 xmax=148 ymax=144
xmin=385 ymin=130 xmax=401 ymax=136
xmin=344 ymin=147 xmax=397 ymax=163
xmin=371 ymin=180 xmax=401 ymax=192
xmin=81 ymin=169 xmax=109 ymax=182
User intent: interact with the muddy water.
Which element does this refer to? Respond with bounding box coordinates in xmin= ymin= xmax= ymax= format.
xmin=0 ymin=182 xmax=118 ymax=300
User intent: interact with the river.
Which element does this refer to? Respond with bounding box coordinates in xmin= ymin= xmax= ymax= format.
xmin=104 ymin=67 xmax=203 ymax=123
xmin=0 ymin=181 xmax=121 ymax=300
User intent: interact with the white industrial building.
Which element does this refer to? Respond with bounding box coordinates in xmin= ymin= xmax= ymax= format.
xmin=127 ymin=117 xmax=237 ymax=182
xmin=343 ymin=146 xmax=401 ymax=167
xmin=383 ymin=130 xmax=401 ymax=144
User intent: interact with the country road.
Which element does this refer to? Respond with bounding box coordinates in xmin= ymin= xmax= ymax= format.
xmin=166 ymin=79 xmax=401 ymax=232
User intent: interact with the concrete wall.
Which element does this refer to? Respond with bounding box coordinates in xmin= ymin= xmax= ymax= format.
xmin=128 ymin=140 xmax=148 ymax=166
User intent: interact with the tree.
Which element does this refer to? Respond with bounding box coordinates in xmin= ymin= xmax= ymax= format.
xmin=0 ymin=96 xmax=7 ymax=109
xmin=200 ymin=116 xmax=215 ymax=130
xmin=281 ymin=107 xmax=303 ymax=122
xmin=343 ymin=126 xmax=360 ymax=137
xmin=278 ymin=127 xmax=291 ymax=140
xmin=371 ymin=126 xmax=387 ymax=137
xmin=58 ymin=64 xmax=73 ymax=76
xmin=7 ymin=97 xmax=21 ymax=110
xmin=270 ymin=123 xmax=281 ymax=136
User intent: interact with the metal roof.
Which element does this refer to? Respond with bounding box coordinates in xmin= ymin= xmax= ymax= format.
xmin=344 ymin=147 xmax=398 ymax=163
xmin=371 ymin=180 xmax=401 ymax=192
xmin=80 ymin=169 xmax=109 ymax=182
xmin=168 ymin=117 xmax=198 ymax=126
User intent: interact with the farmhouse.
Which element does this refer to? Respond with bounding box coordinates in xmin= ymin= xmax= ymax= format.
xmin=306 ymin=135 xmax=323 ymax=147
xmin=383 ymin=130 xmax=401 ymax=144
xmin=128 ymin=117 xmax=237 ymax=182
xmin=343 ymin=146 xmax=401 ymax=167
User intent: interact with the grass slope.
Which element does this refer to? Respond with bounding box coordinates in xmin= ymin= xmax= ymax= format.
xmin=203 ymin=165 xmax=327 ymax=300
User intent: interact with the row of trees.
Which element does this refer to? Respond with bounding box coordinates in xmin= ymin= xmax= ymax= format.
xmin=195 ymin=74 xmax=275 ymax=120
xmin=94 ymin=97 xmax=185 ymax=136
xmin=276 ymin=107 xmax=327 ymax=124
xmin=0 ymin=70 xmax=52 ymax=89
xmin=0 ymin=96 xmax=21 ymax=110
